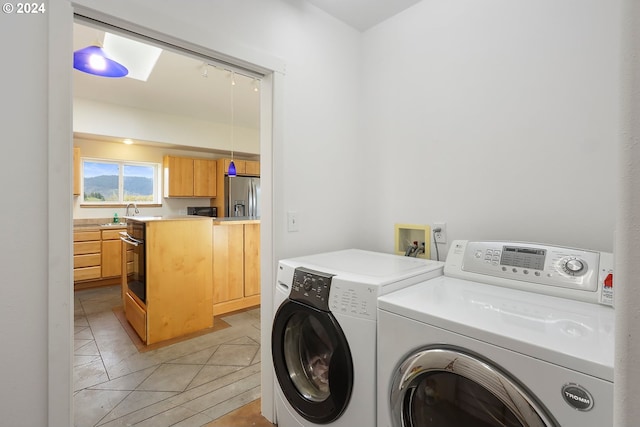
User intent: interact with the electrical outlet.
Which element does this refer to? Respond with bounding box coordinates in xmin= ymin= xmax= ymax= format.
xmin=434 ymin=222 xmax=447 ymax=244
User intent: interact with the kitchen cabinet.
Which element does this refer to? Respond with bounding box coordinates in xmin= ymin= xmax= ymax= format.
xmin=73 ymin=147 xmax=81 ymax=196
xmin=221 ymin=158 xmax=260 ymax=177
xmin=73 ymin=230 xmax=101 ymax=282
xmin=212 ymin=220 xmax=260 ymax=315
xmin=101 ymin=229 xmax=122 ymax=278
xmin=73 ymin=225 xmax=127 ymax=289
xmin=163 ymin=155 xmax=217 ymax=197
xmin=123 ymin=218 xmax=213 ymax=345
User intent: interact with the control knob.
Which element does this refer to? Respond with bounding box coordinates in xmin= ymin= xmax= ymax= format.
xmin=561 ymin=257 xmax=586 ymax=276
xmin=302 ymin=276 xmax=313 ymax=291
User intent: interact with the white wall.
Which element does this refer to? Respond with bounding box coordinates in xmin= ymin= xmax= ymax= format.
xmin=360 ymin=0 xmax=619 ymax=257
xmin=74 ymin=98 xmax=260 ymax=155
xmin=1 ymin=7 xmax=53 ymax=427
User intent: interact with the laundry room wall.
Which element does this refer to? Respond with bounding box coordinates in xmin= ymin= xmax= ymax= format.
xmin=358 ymin=0 xmax=620 ymax=256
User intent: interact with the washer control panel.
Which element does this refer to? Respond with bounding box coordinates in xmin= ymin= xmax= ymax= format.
xmin=445 ymin=241 xmax=613 ymax=306
xmin=290 ymin=267 xmax=334 ymax=311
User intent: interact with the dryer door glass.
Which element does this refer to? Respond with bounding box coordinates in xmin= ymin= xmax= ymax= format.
xmin=405 ymin=372 xmax=523 ymax=426
xmin=271 ymin=300 xmax=354 ymax=424
xmin=283 ymin=312 xmax=333 ymax=401
xmin=391 ymin=348 xmax=556 ymax=427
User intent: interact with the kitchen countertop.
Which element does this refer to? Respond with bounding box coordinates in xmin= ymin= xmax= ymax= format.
xmin=73 ymin=218 xmax=127 ymax=231
xmin=123 ymin=215 xmax=213 ymax=223
xmin=73 ymin=215 xmax=215 ymax=230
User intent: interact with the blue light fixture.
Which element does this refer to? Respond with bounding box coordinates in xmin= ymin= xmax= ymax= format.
xmin=73 ymin=45 xmax=128 ymax=78
xmin=228 ymin=160 xmax=237 ymax=177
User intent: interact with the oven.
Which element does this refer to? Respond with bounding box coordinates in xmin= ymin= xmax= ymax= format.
xmin=120 ymin=220 xmax=146 ymax=304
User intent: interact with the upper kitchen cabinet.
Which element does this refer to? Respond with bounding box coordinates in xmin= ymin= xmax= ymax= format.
xmin=221 ymin=158 xmax=260 ymax=177
xmin=163 ymin=155 xmax=217 ymax=198
xmin=73 ymin=147 xmax=81 ymax=196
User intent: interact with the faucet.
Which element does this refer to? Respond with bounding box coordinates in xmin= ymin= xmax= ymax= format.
xmin=125 ymin=202 xmax=139 ymax=217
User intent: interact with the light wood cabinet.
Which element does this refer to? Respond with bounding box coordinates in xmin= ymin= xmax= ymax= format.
xmin=101 ymin=229 xmax=122 ymax=278
xmin=243 ymin=223 xmax=261 ymax=297
xmin=74 ymin=227 xmax=126 ymax=289
xmin=163 ymin=155 xmax=217 ymax=197
xmin=73 ymin=147 xmax=81 ymax=196
xmin=125 ymin=219 xmax=213 ymax=345
xmin=73 ymin=230 xmax=101 ymax=282
xmin=212 ymin=221 xmax=260 ymax=315
xmin=222 ymin=158 xmax=260 ymax=177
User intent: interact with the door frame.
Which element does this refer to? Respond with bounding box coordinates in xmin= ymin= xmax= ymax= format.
xmin=47 ymin=3 xmax=284 ymax=425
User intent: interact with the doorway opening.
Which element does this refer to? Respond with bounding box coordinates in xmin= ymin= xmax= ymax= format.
xmin=70 ymin=14 xmax=274 ymax=427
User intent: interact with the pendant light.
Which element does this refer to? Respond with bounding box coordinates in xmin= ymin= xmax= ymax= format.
xmin=228 ymin=71 xmax=237 ymax=177
xmin=73 ymin=45 xmax=128 ymax=78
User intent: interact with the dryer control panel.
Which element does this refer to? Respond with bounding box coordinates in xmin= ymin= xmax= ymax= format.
xmin=290 ymin=267 xmax=334 ymax=312
xmin=445 ymin=240 xmax=613 ymax=306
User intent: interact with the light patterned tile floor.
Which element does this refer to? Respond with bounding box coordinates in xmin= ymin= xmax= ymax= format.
xmin=73 ymin=285 xmax=262 ymax=427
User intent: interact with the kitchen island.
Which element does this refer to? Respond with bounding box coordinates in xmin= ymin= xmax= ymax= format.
xmin=122 ymin=216 xmax=213 ymax=345
xmin=212 ymin=217 xmax=260 ymax=315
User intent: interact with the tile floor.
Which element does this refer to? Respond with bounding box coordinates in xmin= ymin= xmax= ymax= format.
xmin=74 ymin=285 xmax=263 ymax=427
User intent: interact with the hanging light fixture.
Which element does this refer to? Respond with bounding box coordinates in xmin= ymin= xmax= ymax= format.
xmin=73 ymin=45 xmax=128 ymax=78
xmin=228 ymin=71 xmax=237 ymax=177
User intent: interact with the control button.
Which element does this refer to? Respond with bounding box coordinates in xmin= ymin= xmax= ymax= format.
xmin=523 ymin=270 xmax=529 ymax=275
xmin=604 ymin=273 xmax=613 ymax=288
xmin=512 ymin=268 xmax=518 ymax=273
xmin=535 ymin=271 xmax=541 ymax=276
xmin=485 ymin=255 xmax=492 ymax=261
xmin=561 ymin=257 xmax=586 ymax=276
xmin=475 ymin=250 xmax=483 ymax=259
xmin=486 ymin=250 xmax=493 ymax=255
xmin=502 ymin=267 xmax=507 ymax=271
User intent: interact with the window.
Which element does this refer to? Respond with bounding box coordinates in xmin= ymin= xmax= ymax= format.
xmin=82 ymin=158 xmax=161 ymax=205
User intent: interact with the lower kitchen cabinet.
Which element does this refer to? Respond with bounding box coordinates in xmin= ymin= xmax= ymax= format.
xmin=212 ymin=221 xmax=260 ymax=315
xmin=73 ymin=230 xmax=101 ymax=282
xmin=73 ymin=226 xmax=126 ymax=289
xmin=101 ymin=229 xmax=122 ymax=278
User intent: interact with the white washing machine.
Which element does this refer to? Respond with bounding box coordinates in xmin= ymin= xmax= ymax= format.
xmin=377 ymin=240 xmax=615 ymax=427
xmin=272 ymin=249 xmax=444 ymax=427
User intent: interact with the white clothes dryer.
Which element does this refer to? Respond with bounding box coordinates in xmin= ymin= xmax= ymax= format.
xmin=272 ymin=249 xmax=444 ymax=427
xmin=377 ymin=240 xmax=614 ymax=427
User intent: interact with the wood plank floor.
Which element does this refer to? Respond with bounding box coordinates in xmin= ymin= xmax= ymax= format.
xmin=205 ymin=399 xmax=275 ymax=426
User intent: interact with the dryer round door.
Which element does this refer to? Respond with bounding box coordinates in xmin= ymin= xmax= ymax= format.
xmin=272 ymin=300 xmax=353 ymax=424
xmin=390 ymin=347 xmax=558 ymax=427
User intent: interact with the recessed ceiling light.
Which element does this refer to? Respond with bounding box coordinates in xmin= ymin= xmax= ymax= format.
xmin=103 ymin=33 xmax=162 ymax=81
xmin=123 ymin=139 xmax=133 ymax=145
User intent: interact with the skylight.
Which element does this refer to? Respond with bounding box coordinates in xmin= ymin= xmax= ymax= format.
xmin=103 ymin=33 xmax=162 ymax=81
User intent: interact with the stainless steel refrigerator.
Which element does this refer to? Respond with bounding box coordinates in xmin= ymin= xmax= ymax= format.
xmin=224 ymin=176 xmax=261 ymax=217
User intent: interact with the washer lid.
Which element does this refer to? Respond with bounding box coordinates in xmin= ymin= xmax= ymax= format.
xmin=378 ymin=276 xmax=614 ymax=382
xmin=284 ymin=249 xmax=443 ymax=285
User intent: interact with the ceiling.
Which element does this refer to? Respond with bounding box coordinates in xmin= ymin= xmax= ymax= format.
xmin=73 ymin=22 xmax=261 ymax=138
xmin=306 ymin=0 xmax=421 ymax=31
xmin=73 ymin=2 xmax=417 ymax=146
